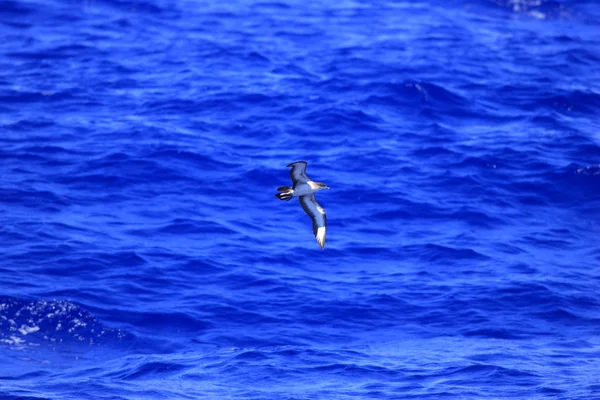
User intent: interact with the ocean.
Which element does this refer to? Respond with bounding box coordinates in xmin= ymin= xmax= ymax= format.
xmin=1 ymin=0 xmax=599 ymax=398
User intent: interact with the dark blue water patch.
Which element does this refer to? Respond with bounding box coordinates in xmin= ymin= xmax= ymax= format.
xmin=115 ymin=361 xmax=189 ymax=380
xmin=362 ymin=80 xmax=475 ymax=118
xmin=545 ymin=164 xmax=600 ymax=203
xmin=5 ymin=42 xmax=105 ymax=61
xmin=0 ymin=0 xmax=44 ymax=20
xmin=540 ymin=90 xmax=600 ymax=116
xmin=561 ymin=47 xmax=600 ymax=66
xmin=0 ymin=118 xmax=56 ymax=132
xmin=300 ymin=106 xmax=384 ymax=135
xmin=114 ymin=310 xmax=211 ymax=334
xmin=0 ymin=187 xmax=70 ymax=210
xmin=439 ymin=363 xmax=540 ymax=386
xmin=410 ymin=146 xmax=459 ymax=159
xmin=0 ymin=89 xmax=79 ymax=103
xmin=146 ymin=148 xmax=237 ymax=170
xmin=0 ymin=370 xmax=50 ymax=381
xmin=144 ymin=219 xmax=236 ymax=236
xmin=403 ymin=243 xmax=490 ymax=263
xmin=461 ymin=327 xmax=539 ymax=340
xmin=0 ymin=394 xmax=51 ymax=400
xmin=97 ymin=0 xmax=170 ymax=15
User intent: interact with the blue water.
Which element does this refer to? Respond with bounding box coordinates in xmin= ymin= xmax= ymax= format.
xmin=1 ymin=0 xmax=599 ymax=398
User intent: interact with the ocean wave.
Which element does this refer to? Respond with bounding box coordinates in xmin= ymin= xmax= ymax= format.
xmin=0 ymin=296 xmax=132 ymax=349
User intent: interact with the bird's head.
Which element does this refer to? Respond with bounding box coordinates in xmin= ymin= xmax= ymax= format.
xmin=315 ymin=182 xmax=330 ymax=191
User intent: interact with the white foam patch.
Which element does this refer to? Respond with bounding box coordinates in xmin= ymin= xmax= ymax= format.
xmin=1 ymin=297 xmax=130 ymax=347
xmin=18 ymin=325 xmax=40 ymax=335
xmin=1 ymin=336 xmax=25 ymax=345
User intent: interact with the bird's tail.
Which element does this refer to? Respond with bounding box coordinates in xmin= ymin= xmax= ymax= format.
xmin=275 ymin=186 xmax=293 ymax=201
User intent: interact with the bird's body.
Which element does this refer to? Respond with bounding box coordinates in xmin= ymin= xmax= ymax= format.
xmin=275 ymin=161 xmax=329 ymax=249
xmin=286 ymin=181 xmax=321 ymax=197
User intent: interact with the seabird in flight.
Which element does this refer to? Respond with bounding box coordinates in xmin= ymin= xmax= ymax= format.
xmin=275 ymin=161 xmax=330 ymax=249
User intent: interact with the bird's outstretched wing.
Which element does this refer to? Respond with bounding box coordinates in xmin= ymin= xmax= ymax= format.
xmin=299 ymin=194 xmax=326 ymax=249
xmin=287 ymin=161 xmax=309 ymax=184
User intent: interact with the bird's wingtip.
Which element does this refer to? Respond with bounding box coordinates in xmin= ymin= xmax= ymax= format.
xmin=316 ymin=228 xmax=326 ymax=249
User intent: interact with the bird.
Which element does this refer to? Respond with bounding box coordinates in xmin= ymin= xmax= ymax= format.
xmin=275 ymin=161 xmax=330 ymax=249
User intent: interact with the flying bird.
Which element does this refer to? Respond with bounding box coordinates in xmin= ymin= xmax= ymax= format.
xmin=276 ymin=161 xmax=330 ymax=249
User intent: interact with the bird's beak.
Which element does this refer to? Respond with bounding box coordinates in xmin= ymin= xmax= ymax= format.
xmin=326 ymin=186 xmax=331 ymax=189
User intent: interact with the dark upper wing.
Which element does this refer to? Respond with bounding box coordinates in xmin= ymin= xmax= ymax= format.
xmin=299 ymin=194 xmax=327 ymax=249
xmin=287 ymin=161 xmax=309 ymax=184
